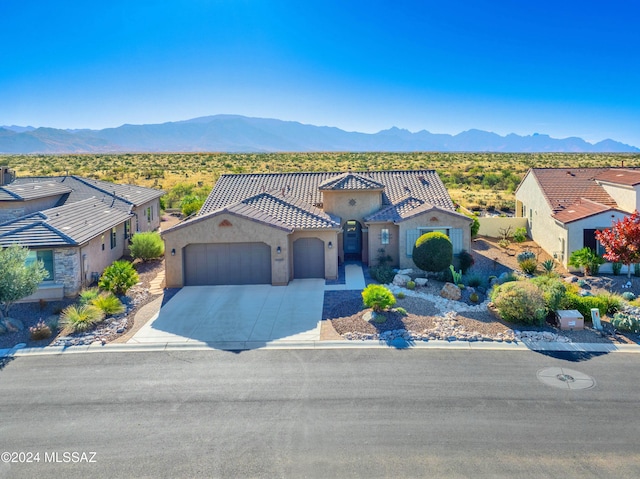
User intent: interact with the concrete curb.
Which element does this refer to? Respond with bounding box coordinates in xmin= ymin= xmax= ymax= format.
xmin=2 ymin=339 xmax=639 ymax=357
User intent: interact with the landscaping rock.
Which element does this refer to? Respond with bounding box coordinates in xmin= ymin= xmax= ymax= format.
xmin=440 ymin=282 xmax=462 ymax=301
xmin=564 ymin=276 xmax=578 ymax=283
xmin=415 ymin=278 xmax=428 ymax=287
xmin=393 ymin=274 xmax=412 ymax=286
xmin=396 ymin=269 xmax=414 ymax=275
xmin=2 ymin=318 xmax=25 ymax=332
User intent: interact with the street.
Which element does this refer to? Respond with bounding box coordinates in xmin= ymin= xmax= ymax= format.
xmin=1 ymin=349 xmax=639 ymax=478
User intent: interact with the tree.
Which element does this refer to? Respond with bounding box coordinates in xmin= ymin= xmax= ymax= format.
xmin=412 ymin=232 xmax=452 ymax=272
xmin=0 ymin=244 xmax=48 ymax=319
xmin=595 ymin=211 xmax=640 ymax=278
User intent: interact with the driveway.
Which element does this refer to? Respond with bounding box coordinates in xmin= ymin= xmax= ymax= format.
xmin=128 ymin=279 xmax=325 ymax=349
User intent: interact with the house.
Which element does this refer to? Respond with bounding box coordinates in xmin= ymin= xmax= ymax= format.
xmin=163 ymin=170 xmax=472 ymax=287
xmin=0 ymin=166 xmax=164 ymax=300
xmin=515 ymin=167 xmax=640 ymax=272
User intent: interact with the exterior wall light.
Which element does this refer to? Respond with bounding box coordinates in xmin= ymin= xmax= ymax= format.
xmin=276 ymin=246 xmax=282 ymax=254
xmin=171 ymin=248 xmax=175 ymax=256
xmin=328 ymin=241 xmax=333 ymax=249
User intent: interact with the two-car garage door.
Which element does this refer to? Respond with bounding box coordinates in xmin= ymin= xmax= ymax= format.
xmin=184 ymin=243 xmax=271 ymax=285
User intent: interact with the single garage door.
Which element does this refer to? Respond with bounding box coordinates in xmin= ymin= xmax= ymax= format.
xmin=184 ymin=242 xmax=271 ymax=285
xmin=293 ymin=238 xmax=325 ymax=279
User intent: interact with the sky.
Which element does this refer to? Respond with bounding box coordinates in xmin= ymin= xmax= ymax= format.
xmin=1 ymin=0 xmax=639 ymax=147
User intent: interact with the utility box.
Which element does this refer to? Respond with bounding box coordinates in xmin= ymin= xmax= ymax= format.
xmin=591 ymin=308 xmax=603 ymax=330
xmin=556 ymin=310 xmax=584 ymax=330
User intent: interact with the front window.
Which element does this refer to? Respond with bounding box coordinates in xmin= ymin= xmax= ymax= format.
xmin=26 ymin=250 xmax=54 ymax=282
xmin=381 ymin=228 xmax=390 ymax=245
xmin=124 ymin=219 xmax=131 ymax=240
xmin=110 ymin=227 xmax=117 ymax=249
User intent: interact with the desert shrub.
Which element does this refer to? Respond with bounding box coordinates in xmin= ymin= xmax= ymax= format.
xmin=29 ymin=320 xmax=52 ymax=340
xmin=519 ymin=258 xmax=537 ymax=275
xmin=498 ymin=239 xmax=511 ymax=249
xmin=412 ymin=232 xmax=452 ymax=273
xmin=491 ymin=281 xmax=546 ymax=325
xmin=611 ymin=313 xmax=640 ymax=333
xmin=361 ymin=284 xmax=396 ymax=313
xmin=531 ymin=276 xmax=566 ymax=314
xmin=79 ymin=287 xmax=100 ymax=305
xmin=622 ymin=291 xmax=636 ymax=301
xmin=458 ymin=250 xmax=474 ymax=273
xmin=465 ymin=274 xmax=483 ymax=287
xmin=560 ymin=293 xmax=617 ymax=319
xmin=98 ymin=260 xmax=139 ymax=295
xmin=395 ymin=307 xmax=408 ymax=316
xmin=469 ymin=292 xmax=479 ymax=303
xmin=130 ymin=232 xmax=164 ymax=262
xmin=396 ymin=292 xmax=406 ymax=299
xmin=499 ymin=272 xmax=518 ymax=284
xmin=370 ymin=265 xmax=395 ymax=284
xmin=516 ymin=250 xmax=536 ymax=263
xmin=541 ymin=259 xmax=555 ymax=274
xmin=406 ymin=280 xmax=416 ymax=290
xmin=513 ymin=227 xmax=527 ymax=243
xmin=635 ymin=263 xmax=640 ymax=277
xmin=611 ymin=262 xmax=623 ymax=276
xmin=91 ymin=293 xmax=126 ymax=316
xmin=470 ymin=215 xmax=480 ymax=238
xmin=568 ymin=247 xmax=605 ymax=275
xmin=61 ymin=304 xmax=104 ymax=333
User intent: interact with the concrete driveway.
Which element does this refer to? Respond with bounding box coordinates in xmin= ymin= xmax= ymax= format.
xmin=128 ymin=279 xmax=325 ymax=349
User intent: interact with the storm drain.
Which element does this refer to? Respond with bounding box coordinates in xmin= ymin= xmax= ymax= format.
xmin=537 ymin=367 xmax=595 ymax=390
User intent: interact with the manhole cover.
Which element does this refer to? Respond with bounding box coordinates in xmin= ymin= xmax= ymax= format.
xmin=537 ymin=367 xmax=595 ymax=390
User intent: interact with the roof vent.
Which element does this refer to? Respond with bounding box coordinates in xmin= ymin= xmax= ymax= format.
xmin=566 ymin=171 xmax=575 ymax=176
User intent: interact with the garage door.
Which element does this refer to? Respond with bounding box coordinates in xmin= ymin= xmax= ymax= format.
xmin=184 ymin=243 xmax=271 ymax=285
xmin=293 ymin=238 xmax=325 ymax=279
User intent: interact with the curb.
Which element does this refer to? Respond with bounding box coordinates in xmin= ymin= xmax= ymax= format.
xmin=2 ymin=339 xmax=639 ymax=357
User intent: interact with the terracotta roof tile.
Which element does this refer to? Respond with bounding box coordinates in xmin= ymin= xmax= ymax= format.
xmin=552 ymin=198 xmax=621 ymax=224
xmin=318 ymin=172 xmax=385 ymax=191
xmin=594 ymin=168 xmax=640 ymax=186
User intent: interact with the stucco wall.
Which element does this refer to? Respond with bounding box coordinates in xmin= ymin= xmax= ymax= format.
xmin=478 ymin=217 xmax=528 ymax=238
xmin=0 ymin=195 xmax=64 ymax=222
xmin=598 ymin=182 xmax=637 ymax=213
xmin=163 ymin=212 xmax=291 ymax=287
xmin=289 ymin=230 xmax=339 ymax=279
xmin=132 ymin=199 xmax=161 ymax=233
xmin=397 ymin=211 xmax=472 ymax=269
xmin=322 ymin=190 xmax=382 ymax=225
xmin=367 ymin=223 xmax=400 ymax=267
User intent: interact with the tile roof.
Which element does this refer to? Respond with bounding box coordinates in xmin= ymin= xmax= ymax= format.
xmin=552 ymin=198 xmax=621 ymax=224
xmin=200 ymin=170 xmax=455 ymax=215
xmin=318 ymin=172 xmax=385 ymax=191
xmin=0 ymin=197 xmax=132 ymax=247
xmin=525 ymin=168 xmax=618 ymax=214
xmin=0 ymin=181 xmax=72 ymax=201
xmin=594 ymin=168 xmax=640 ymax=186
xmin=12 ymin=175 xmax=163 ymax=210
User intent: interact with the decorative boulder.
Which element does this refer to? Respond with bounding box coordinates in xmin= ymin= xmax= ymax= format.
xmin=396 ymin=268 xmax=414 ymax=275
xmin=415 ymin=278 xmax=428 ymax=287
xmin=393 ymin=274 xmax=412 ymax=286
xmin=564 ymin=275 xmax=578 ymax=283
xmin=2 ymin=318 xmax=25 ymax=332
xmin=440 ymin=282 xmax=462 ymax=301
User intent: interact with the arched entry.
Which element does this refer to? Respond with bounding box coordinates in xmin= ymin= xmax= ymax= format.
xmin=343 ymin=220 xmax=362 ymax=260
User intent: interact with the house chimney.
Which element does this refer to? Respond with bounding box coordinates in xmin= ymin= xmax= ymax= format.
xmin=0 ymin=166 xmax=16 ymax=186
xmin=621 ymin=160 xmax=625 ymax=167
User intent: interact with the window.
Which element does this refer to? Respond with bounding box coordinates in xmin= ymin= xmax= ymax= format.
xmin=583 ymin=229 xmax=606 ymax=255
xmin=381 ymin=228 xmax=390 ymax=245
xmin=101 ymin=234 xmax=105 ymax=251
xmin=110 ymin=227 xmax=117 ymax=249
xmin=147 ymin=206 xmax=152 ymax=222
xmin=26 ymin=250 xmax=54 ymax=282
xmin=124 ymin=219 xmax=131 ymax=240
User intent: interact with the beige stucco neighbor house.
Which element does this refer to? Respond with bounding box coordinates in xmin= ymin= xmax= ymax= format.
xmin=163 ymin=170 xmax=472 ymax=287
xmin=0 ymin=167 xmax=164 ymax=300
xmin=515 ymin=167 xmax=640 ymax=273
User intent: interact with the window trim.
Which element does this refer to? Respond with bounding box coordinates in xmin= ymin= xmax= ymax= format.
xmin=110 ymin=227 xmax=117 ymax=250
xmin=26 ymin=249 xmax=54 ymax=282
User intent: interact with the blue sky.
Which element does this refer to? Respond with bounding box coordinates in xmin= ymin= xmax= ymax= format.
xmin=1 ymin=0 xmax=639 ymax=146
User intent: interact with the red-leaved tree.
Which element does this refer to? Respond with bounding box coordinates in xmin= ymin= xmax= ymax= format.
xmin=595 ymin=211 xmax=640 ymax=278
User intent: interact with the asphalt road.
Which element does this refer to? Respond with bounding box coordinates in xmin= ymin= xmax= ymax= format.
xmin=1 ymin=349 xmax=639 ymax=478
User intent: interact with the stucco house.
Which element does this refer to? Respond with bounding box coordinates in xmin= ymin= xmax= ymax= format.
xmin=515 ymin=167 xmax=640 ymax=273
xmin=163 ymin=170 xmax=472 ymax=287
xmin=0 ymin=167 xmax=164 ymax=300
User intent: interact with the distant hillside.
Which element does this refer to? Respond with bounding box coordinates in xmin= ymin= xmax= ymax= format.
xmin=1 ymin=115 xmax=638 ymax=153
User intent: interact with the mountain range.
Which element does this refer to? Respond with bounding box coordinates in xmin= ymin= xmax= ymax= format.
xmin=1 ymin=115 xmax=638 ymax=154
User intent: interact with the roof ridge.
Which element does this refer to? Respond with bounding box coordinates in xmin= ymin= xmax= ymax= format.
xmin=243 ymin=191 xmax=338 ymax=226
xmin=71 ymin=176 xmax=135 ymax=205
xmin=0 ymin=186 xmax=22 ymax=200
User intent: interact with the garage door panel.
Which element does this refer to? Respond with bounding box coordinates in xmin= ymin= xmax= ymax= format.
xmin=184 ymin=242 xmax=271 ymax=285
xmin=293 ymin=238 xmax=325 ymax=279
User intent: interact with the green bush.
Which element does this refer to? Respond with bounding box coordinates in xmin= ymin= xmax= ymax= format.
xmin=466 ymin=274 xmax=483 ymax=287
xmin=29 ymin=320 xmax=52 ymax=340
xmin=568 ymin=247 xmax=605 ymax=275
xmin=612 ymin=262 xmax=622 ymax=276
xmin=519 ymin=258 xmax=537 ymax=275
xmin=513 ymin=227 xmax=527 ymax=243
xmin=395 ymin=307 xmax=408 ymax=316
xmin=491 ymin=281 xmax=546 ymax=326
xmin=469 ymin=292 xmax=479 ymax=303
xmin=541 ymin=259 xmax=555 ymax=274
xmin=396 ymin=292 xmax=406 ymax=299
xmin=530 ymin=276 xmax=566 ymax=313
xmin=78 ymin=287 xmax=100 ymax=305
xmin=412 ymin=232 xmax=452 ymax=272
xmin=560 ymin=292 xmax=618 ymax=319
xmin=458 ymin=250 xmax=475 ymax=274
xmin=370 ymin=265 xmax=395 ymax=284
xmin=98 ymin=260 xmax=139 ymax=295
xmin=635 ymin=263 xmax=640 ymax=277
xmin=91 ymin=293 xmax=126 ymax=316
xmin=611 ymin=312 xmax=640 ymax=333
xmin=361 ymin=284 xmax=396 ymax=313
xmin=61 ymin=304 xmax=105 ymax=333
xmin=130 ymin=232 xmax=165 ymax=262
xmin=406 ymin=280 xmax=416 ymax=290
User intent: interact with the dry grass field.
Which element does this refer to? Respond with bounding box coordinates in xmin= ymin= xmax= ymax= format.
xmin=2 ymin=152 xmax=638 ymax=211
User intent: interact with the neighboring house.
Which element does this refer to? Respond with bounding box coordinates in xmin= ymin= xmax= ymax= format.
xmin=163 ymin=170 xmax=471 ymax=287
xmin=515 ymin=167 xmax=640 ymax=272
xmin=0 ymin=167 xmax=164 ymax=300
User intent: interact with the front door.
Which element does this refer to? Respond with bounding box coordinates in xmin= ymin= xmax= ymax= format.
xmin=343 ymin=220 xmax=362 ymax=259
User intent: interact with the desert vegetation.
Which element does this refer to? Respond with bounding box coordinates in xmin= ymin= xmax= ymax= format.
xmin=2 ymin=152 xmax=638 ymax=211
